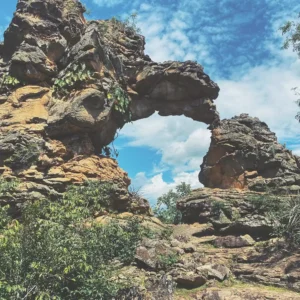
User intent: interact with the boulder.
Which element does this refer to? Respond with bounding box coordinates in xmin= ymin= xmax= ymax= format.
xmin=199 ymin=114 xmax=300 ymax=193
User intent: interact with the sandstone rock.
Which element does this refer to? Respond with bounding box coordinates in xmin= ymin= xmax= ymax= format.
xmin=177 ymin=188 xmax=280 ymax=239
xmin=175 ymin=272 xmax=206 ymax=288
xmin=213 ymin=235 xmax=255 ymax=248
xmin=0 ymin=0 xmax=220 ymax=217
xmin=196 ymin=264 xmax=230 ymax=281
xmin=199 ymin=114 xmax=300 ymax=193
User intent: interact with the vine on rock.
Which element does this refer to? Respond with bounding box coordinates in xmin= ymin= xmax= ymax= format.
xmin=53 ymin=63 xmax=94 ymax=96
xmin=108 ymin=84 xmax=132 ymax=128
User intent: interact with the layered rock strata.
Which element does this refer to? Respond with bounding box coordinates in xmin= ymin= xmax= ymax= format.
xmin=200 ymin=113 xmax=300 ymax=193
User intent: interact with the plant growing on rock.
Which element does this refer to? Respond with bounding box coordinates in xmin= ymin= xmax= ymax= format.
xmin=211 ymin=201 xmax=232 ymax=219
xmin=53 ymin=63 xmax=94 ymax=96
xmin=154 ymin=182 xmax=191 ymax=224
xmin=0 ymin=178 xmax=20 ymax=198
xmin=110 ymin=13 xmax=141 ymax=37
xmin=271 ymin=195 xmax=300 ymax=248
xmin=0 ymin=74 xmax=21 ymax=93
xmin=157 ymin=253 xmax=179 ymax=270
xmin=108 ymin=83 xmax=132 ymax=128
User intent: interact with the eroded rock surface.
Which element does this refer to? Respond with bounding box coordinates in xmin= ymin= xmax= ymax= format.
xmin=200 ymin=114 xmax=300 ymax=193
xmin=0 ymin=0 xmax=219 ymax=214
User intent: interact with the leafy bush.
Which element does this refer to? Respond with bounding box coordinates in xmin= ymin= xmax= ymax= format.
xmin=211 ymin=201 xmax=232 ymax=219
xmin=111 ymin=13 xmax=141 ymax=36
xmin=0 ymin=180 xmax=143 ymax=299
xmin=0 ymin=74 xmax=21 ymax=93
xmin=153 ymin=182 xmax=191 ymax=224
xmin=0 ymin=178 xmax=20 ymax=198
xmin=157 ymin=253 xmax=179 ymax=270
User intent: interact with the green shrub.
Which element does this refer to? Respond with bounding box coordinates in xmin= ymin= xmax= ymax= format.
xmin=0 ymin=178 xmax=20 ymax=197
xmin=0 ymin=181 xmax=143 ymax=299
xmin=110 ymin=13 xmax=141 ymax=36
xmin=211 ymin=201 xmax=232 ymax=219
xmin=157 ymin=253 xmax=179 ymax=270
xmin=0 ymin=74 xmax=21 ymax=93
xmin=247 ymin=193 xmax=300 ymax=248
xmin=247 ymin=194 xmax=283 ymax=214
xmin=153 ymin=182 xmax=191 ymax=224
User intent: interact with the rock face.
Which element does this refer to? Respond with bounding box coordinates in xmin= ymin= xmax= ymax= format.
xmin=175 ymin=114 xmax=300 ymax=297
xmin=200 ymin=114 xmax=300 ymax=193
xmin=0 ymin=0 xmax=219 ymax=213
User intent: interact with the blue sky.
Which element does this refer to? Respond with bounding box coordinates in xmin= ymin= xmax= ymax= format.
xmin=1 ymin=0 xmax=300 ymax=204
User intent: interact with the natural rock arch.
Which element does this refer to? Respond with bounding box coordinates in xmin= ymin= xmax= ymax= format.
xmin=0 ymin=0 xmax=219 ymax=213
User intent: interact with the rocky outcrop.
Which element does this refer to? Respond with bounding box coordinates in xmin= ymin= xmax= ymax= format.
xmin=200 ymin=114 xmax=300 ymax=193
xmin=177 ymin=188 xmax=275 ymax=239
xmin=0 ymin=0 xmax=219 ymax=214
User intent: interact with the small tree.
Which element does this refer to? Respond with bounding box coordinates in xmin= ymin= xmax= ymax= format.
xmin=153 ymin=182 xmax=191 ymax=224
xmin=0 ymin=181 xmax=143 ymax=299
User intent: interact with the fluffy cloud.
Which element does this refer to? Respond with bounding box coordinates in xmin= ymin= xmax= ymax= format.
xmin=217 ymin=61 xmax=300 ymax=143
xmin=120 ymin=114 xmax=211 ymax=174
xmin=132 ymin=171 xmax=202 ymax=205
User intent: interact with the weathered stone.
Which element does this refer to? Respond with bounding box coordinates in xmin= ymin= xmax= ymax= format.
xmin=199 ymin=114 xmax=300 ymax=193
xmin=175 ymin=272 xmax=206 ymax=288
xmin=213 ymin=235 xmax=255 ymax=248
xmin=196 ymin=264 xmax=230 ymax=281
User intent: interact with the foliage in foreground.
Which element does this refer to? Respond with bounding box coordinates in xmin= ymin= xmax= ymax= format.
xmin=153 ymin=182 xmax=191 ymax=224
xmin=0 ymin=181 xmax=143 ymax=300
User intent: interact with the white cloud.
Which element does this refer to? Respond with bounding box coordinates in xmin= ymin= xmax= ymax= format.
xmin=217 ymin=61 xmax=300 ymax=143
xmin=131 ymin=171 xmax=202 ymax=205
xmin=120 ymin=114 xmax=211 ymax=174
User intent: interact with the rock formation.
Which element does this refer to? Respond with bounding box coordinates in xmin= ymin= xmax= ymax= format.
xmin=175 ymin=115 xmax=300 ymax=297
xmin=0 ymin=0 xmax=219 ymax=214
xmin=200 ymin=114 xmax=300 ymax=193
xmin=1 ymin=0 xmax=300 ymax=299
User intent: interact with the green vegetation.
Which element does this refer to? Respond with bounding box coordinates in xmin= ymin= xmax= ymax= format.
xmin=0 ymin=74 xmax=21 ymax=93
xmin=0 ymin=178 xmax=20 ymax=198
xmin=0 ymin=180 xmax=144 ymax=299
xmin=153 ymin=182 xmax=191 ymax=224
xmin=157 ymin=253 xmax=179 ymax=270
xmin=211 ymin=201 xmax=232 ymax=219
xmin=111 ymin=13 xmax=141 ymax=36
xmin=4 ymin=141 xmax=40 ymax=169
xmin=108 ymin=84 xmax=132 ymax=128
xmin=53 ymin=63 xmax=94 ymax=96
xmin=271 ymin=195 xmax=300 ymax=248
xmin=247 ymin=193 xmax=300 ymax=248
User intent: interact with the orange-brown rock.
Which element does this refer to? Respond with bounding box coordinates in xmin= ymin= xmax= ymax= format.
xmin=200 ymin=114 xmax=300 ymax=193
